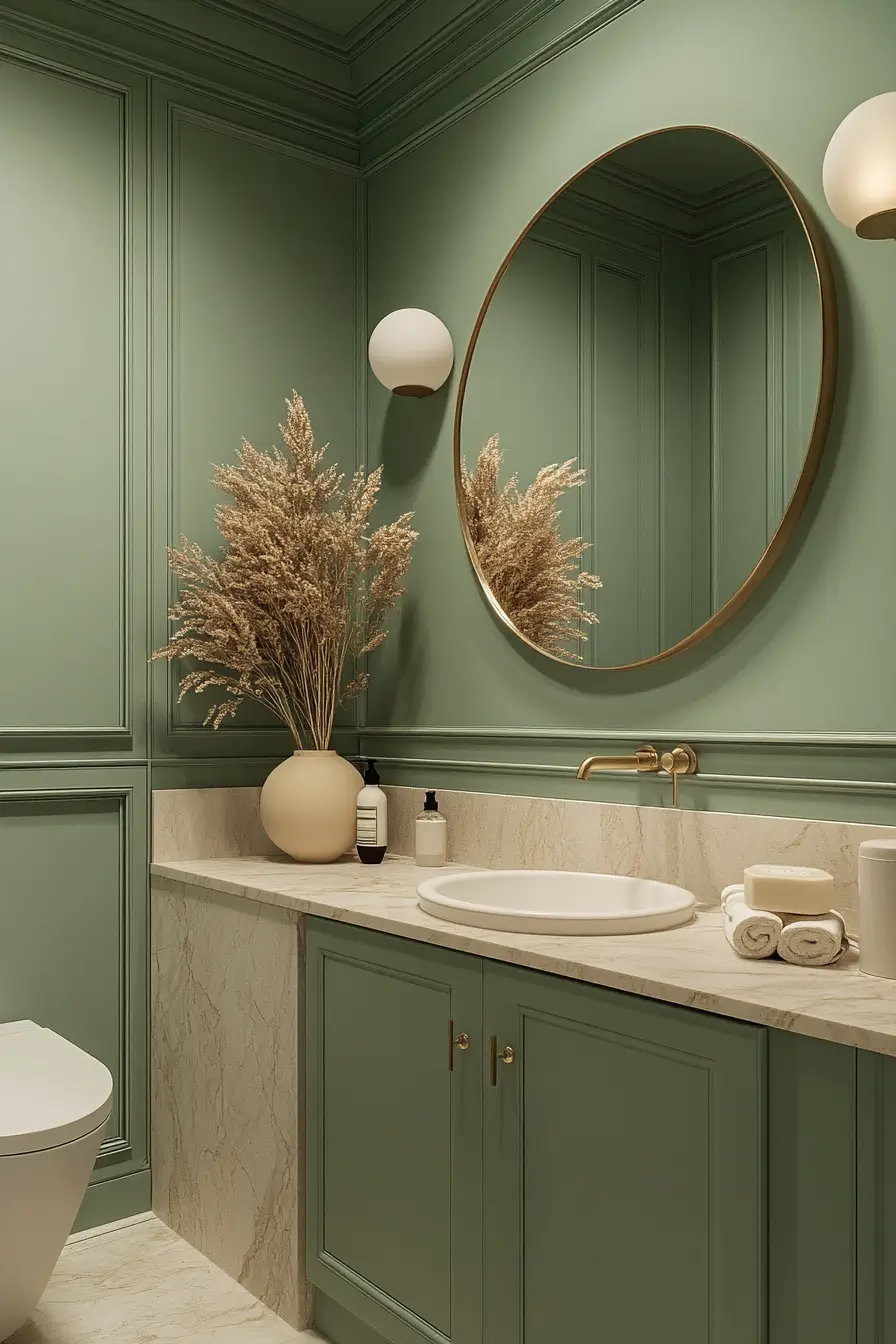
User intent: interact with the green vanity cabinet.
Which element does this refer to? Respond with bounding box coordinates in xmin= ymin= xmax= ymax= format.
xmin=857 ymin=1050 xmax=896 ymax=1343
xmin=306 ymin=920 xmax=484 ymax=1344
xmin=307 ymin=919 xmax=767 ymax=1344
xmin=482 ymin=962 xmax=766 ymax=1344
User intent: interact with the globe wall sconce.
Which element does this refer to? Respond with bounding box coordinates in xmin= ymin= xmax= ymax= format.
xmin=368 ymin=308 xmax=454 ymax=397
xmin=824 ymin=92 xmax=896 ymax=239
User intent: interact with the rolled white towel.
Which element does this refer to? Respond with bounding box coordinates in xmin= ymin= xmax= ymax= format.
xmin=721 ymin=884 xmax=783 ymax=959
xmin=777 ymin=910 xmax=846 ymax=967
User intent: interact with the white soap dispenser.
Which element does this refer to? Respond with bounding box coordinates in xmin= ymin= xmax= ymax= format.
xmin=356 ymin=760 xmax=388 ymax=865
xmin=415 ymin=789 xmax=447 ymax=867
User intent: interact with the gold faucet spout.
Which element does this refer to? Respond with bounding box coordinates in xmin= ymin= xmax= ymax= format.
xmin=577 ymin=746 xmax=660 ymax=779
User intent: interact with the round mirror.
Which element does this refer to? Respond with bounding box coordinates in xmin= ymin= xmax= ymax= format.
xmin=454 ymin=127 xmax=837 ymax=669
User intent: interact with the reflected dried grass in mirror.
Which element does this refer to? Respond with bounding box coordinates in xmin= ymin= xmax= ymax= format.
xmin=460 ymin=435 xmax=601 ymax=661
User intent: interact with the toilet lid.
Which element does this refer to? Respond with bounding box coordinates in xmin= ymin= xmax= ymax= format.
xmin=0 ymin=1021 xmax=114 ymax=1156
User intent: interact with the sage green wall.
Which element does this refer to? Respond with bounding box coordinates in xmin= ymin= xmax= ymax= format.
xmin=363 ymin=0 xmax=896 ymax=823
xmin=4 ymin=0 xmax=895 ymax=1241
xmin=0 ymin=3 xmax=358 ymax=1228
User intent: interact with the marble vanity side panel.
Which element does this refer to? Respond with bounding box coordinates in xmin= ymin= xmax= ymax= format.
xmin=151 ymin=875 xmax=313 ymax=1327
xmin=383 ymin=786 xmax=896 ymax=932
xmin=152 ymin=787 xmax=276 ymax=862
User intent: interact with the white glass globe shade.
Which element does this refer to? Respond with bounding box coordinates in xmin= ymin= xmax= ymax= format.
xmin=823 ymin=92 xmax=896 ymax=238
xmin=368 ymin=308 xmax=454 ymax=397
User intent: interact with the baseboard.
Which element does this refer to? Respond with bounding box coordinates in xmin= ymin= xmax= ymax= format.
xmin=67 ymin=1210 xmax=155 ymax=1246
xmin=73 ymin=1167 xmax=151 ymax=1234
xmin=315 ymin=1293 xmax=390 ymax=1344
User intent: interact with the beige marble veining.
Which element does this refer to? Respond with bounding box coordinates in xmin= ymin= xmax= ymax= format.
xmin=383 ymin=785 xmax=896 ymax=934
xmin=152 ymin=786 xmax=275 ymax=862
xmin=151 ymin=783 xmax=896 ymax=936
xmin=11 ymin=1215 xmax=319 ymax=1343
xmin=151 ymin=878 xmax=312 ymax=1328
xmin=150 ymin=852 xmax=896 ymax=1059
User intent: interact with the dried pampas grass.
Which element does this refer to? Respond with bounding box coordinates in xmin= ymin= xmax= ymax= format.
xmin=153 ymin=392 xmax=416 ymax=750
xmin=461 ymin=435 xmax=601 ymax=661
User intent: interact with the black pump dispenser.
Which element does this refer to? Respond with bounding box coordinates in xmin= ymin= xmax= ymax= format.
xmin=423 ymin=790 xmax=439 ymax=811
xmin=356 ymin=758 xmax=387 ymax=865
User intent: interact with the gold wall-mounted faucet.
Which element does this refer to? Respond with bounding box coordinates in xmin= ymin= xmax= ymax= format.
xmin=576 ymin=743 xmax=698 ymax=806
xmin=576 ymin=746 xmax=660 ymax=779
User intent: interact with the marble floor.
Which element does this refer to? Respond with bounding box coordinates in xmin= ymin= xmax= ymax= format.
xmin=10 ymin=1214 xmax=324 ymax=1343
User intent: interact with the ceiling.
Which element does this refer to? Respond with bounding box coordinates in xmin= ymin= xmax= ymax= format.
xmin=270 ymin=0 xmax=399 ymax=39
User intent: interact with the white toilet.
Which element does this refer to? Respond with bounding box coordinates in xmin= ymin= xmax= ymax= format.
xmin=0 ymin=1020 xmax=114 ymax=1340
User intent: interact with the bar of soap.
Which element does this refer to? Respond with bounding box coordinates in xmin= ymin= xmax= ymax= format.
xmin=743 ymin=864 xmax=834 ymax=915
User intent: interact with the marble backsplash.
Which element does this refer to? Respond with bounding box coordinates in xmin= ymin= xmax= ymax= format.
xmin=153 ymin=787 xmax=276 ymax=862
xmin=152 ymin=783 xmax=896 ymax=934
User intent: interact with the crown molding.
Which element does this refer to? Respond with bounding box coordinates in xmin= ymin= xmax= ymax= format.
xmin=355 ymin=0 xmax=534 ymax=112
xmin=558 ymin=171 xmax=790 ymax=246
xmin=0 ymin=0 xmax=358 ymax=165
xmin=0 ymin=0 xmax=651 ymax=175
xmin=593 ymin=162 xmax=777 ymax=220
xmin=193 ymin=0 xmax=350 ymax=59
xmin=59 ymin=0 xmax=354 ymax=104
xmin=347 ymin=0 xmax=429 ymax=58
xmin=189 ymin=0 xmax=431 ymax=63
xmin=361 ymin=0 xmax=645 ymax=174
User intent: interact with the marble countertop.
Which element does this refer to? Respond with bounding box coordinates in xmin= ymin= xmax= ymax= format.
xmin=150 ymin=853 xmax=896 ymax=1058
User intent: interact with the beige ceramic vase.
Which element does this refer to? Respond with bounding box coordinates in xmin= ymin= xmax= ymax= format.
xmin=260 ymin=750 xmax=363 ymax=862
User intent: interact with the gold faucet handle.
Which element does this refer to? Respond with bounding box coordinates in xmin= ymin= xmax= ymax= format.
xmin=660 ymin=744 xmax=697 ymax=807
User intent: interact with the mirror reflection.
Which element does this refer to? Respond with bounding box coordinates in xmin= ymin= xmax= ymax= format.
xmin=457 ymin=127 xmax=830 ymax=667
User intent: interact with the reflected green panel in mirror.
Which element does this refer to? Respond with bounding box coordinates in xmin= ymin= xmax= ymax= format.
xmin=455 ymin=127 xmax=837 ymax=670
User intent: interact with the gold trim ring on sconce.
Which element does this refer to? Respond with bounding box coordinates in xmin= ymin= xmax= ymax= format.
xmin=452 ymin=125 xmax=838 ymax=671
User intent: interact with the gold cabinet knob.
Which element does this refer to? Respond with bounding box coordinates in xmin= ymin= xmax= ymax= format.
xmin=448 ymin=1021 xmax=470 ymax=1070
xmin=489 ymin=1035 xmax=516 ymax=1083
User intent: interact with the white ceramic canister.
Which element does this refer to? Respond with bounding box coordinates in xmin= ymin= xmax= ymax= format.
xmin=858 ymin=838 xmax=896 ymax=979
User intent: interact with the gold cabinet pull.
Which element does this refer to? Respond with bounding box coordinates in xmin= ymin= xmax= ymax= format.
xmin=489 ymin=1035 xmax=516 ymax=1084
xmin=448 ymin=1020 xmax=470 ymax=1070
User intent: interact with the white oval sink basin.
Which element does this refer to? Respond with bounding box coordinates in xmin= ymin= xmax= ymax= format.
xmin=417 ymin=869 xmax=696 ymax=935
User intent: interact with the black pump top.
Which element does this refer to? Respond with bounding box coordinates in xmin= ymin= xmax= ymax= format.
xmin=364 ymin=760 xmax=380 ymax=786
xmin=423 ymin=789 xmax=439 ymax=811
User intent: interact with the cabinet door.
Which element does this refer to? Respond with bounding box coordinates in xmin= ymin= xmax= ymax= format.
xmin=306 ymin=919 xmax=483 ymax=1344
xmin=483 ymin=963 xmax=766 ymax=1344
xmin=858 ymin=1050 xmax=896 ymax=1344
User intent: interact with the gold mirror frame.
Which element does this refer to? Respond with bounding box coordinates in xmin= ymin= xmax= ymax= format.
xmin=453 ymin=126 xmax=839 ymax=671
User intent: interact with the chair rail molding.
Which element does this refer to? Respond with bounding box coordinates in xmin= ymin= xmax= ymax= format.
xmin=360 ymin=726 xmax=896 ymax=822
